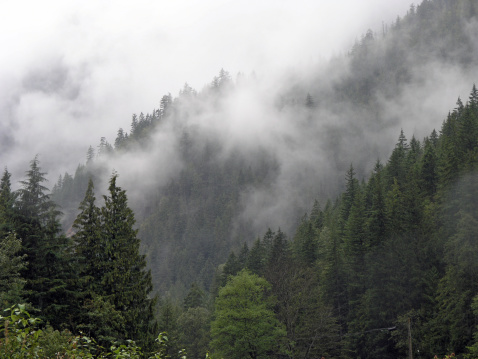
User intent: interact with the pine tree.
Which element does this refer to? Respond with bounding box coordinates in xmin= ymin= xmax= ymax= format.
xmin=221 ymin=251 xmax=242 ymax=286
xmin=0 ymin=168 xmax=15 ymax=236
xmin=420 ymin=138 xmax=438 ymax=198
xmin=341 ymin=164 xmax=359 ymax=226
xmin=366 ymin=161 xmax=387 ymax=247
xmin=469 ymin=84 xmax=478 ymax=109
xmin=86 ymin=146 xmax=95 ymax=164
xmin=99 ymin=173 xmax=157 ymax=349
xmin=0 ymin=232 xmax=26 ymax=307
xmin=72 ymin=178 xmax=103 ymax=295
xmin=386 ymin=129 xmax=409 ymax=187
xmin=237 ymin=242 xmax=249 ymax=269
xmin=183 ymin=282 xmax=205 ymax=310
xmin=292 ymin=215 xmax=318 ymax=267
xmin=14 ymin=156 xmax=74 ymax=327
xmin=310 ymin=199 xmax=324 ymax=230
xmin=245 ymin=238 xmax=265 ymax=276
xmin=178 ymin=306 xmax=211 ymax=359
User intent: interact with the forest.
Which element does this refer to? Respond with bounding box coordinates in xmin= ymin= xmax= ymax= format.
xmin=2 ymin=0 xmax=478 ymax=358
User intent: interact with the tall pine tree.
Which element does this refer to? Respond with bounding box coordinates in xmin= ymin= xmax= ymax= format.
xmin=15 ymin=156 xmax=74 ymax=327
xmin=99 ymin=173 xmax=157 ymax=350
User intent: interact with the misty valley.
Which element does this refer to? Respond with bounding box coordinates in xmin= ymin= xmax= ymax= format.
xmin=3 ymin=0 xmax=478 ymax=358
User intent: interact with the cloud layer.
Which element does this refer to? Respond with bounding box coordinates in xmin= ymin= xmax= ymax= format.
xmin=1 ymin=0 xmax=412 ymax=183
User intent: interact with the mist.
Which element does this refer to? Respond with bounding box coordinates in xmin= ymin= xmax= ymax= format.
xmin=2 ymin=1 xmax=478 ymax=240
xmin=1 ymin=0 xmax=411 ymax=181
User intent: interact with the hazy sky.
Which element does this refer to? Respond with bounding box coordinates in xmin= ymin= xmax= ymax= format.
xmin=0 ymin=0 xmax=414 ymax=181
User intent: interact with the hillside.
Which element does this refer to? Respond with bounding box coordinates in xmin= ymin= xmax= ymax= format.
xmin=2 ymin=0 xmax=478 ymax=357
xmin=50 ymin=0 xmax=478 ymax=299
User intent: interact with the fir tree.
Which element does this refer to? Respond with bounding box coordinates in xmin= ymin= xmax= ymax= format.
xmin=99 ymin=173 xmax=157 ymax=349
xmin=0 ymin=168 xmax=15 ymax=236
xmin=0 ymin=232 xmax=26 ymax=307
xmin=15 ymin=156 xmax=74 ymax=327
xmin=72 ymin=178 xmax=103 ymax=296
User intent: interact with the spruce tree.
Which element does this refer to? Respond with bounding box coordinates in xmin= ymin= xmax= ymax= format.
xmin=14 ymin=156 xmax=74 ymax=327
xmin=0 ymin=168 xmax=15 ymax=236
xmin=366 ymin=161 xmax=387 ymax=247
xmin=0 ymin=232 xmax=26 ymax=307
xmin=341 ymin=164 xmax=359 ymax=226
xmin=99 ymin=173 xmax=157 ymax=350
xmin=245 ymin=238 xmax=265 ymax=275
xmin=72 ymin=178 xmax=102 ymax=293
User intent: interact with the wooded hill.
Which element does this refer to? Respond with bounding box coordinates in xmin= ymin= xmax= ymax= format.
xmin=50 ymin=0 xmax=478 ymax=299
xmin=2 ymin=0 xmax=478 ymax=357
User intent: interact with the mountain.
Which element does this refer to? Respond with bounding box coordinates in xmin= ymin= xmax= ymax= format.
xmin=50 ymin=0 xmax=478 ymax=300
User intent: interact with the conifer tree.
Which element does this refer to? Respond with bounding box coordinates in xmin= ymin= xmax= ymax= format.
xmin=310 ymin=199 xmax=324 ymax=230
xmin=72 ymin=178 xmax=103 ymax=299
xmin=386 ymin=129 xmax=409 ymax=187
xmin=245 ymin=238 xmax=265 ymax=275
xmin=183 ymin=282 xmax=205 ymax=310
xmin=0 ymin=168 xmax=15 ymax=236
xmin=99 ymin=173 xmax=157 ymax=349
xmin=420 ymin=138 xmax=438 ymax=197
xmin=366 ymin=161 xmax=387 ymax=247
xmin=221 ymin=251 xmax=242 ymax=286
xmin=292 ymin=215 xmax=318 ymax=267
xmin=0 ymin=232 xmax=26 ymax=307
xmin=15 ymin=156 xmax=74 ymax=327
xmin=341 ymin=164 xmax=359 ymax=226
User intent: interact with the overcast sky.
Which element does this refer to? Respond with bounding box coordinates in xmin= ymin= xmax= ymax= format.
xmin=0 ymin=0 xmax=414 ymax=181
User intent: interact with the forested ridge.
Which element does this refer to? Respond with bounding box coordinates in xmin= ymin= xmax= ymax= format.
xmin=2 ymin=0 xmax=478 ymax=358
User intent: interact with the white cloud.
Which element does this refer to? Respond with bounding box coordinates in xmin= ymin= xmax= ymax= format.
xmin=0 ymin=0 xmax=412 ymax=182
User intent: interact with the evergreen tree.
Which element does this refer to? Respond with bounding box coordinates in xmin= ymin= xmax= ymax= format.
xmin=292 ymin=215 xmax=318 ymax=267
xmin=177 ymin=307 xmax=211 ymax=359
xmin=97 ymin=137 xmax=113 ymax=157
xmin=72 ymin=178 xmax=102 ymax=288
xmin=160 ymin=94 xmax=173 ymax=118
xmin=366 ymin=161 xmax=387 ymax=247
xmin=245 ymin=238 xmax=265 ymax=276
xmin=386 ymin=129 xmax=409 ymax=187
xmin=341 ymin=164 xmax=359 ymax=226
xmin=157 ymin=298 xmax=181 ymax=357
xmin=238 ymin=242 xmax=249 ymax=269
xmin=183 ymin=282 xmax=205 ymax=310
xmin=221 ymin=251 xmax=242 ymax=286
xmin=0 ymin=168 xmax=15 ymax=236
xmin=99 ymin=173 xmax=157 ymax=349
xmin=115 ymin=128 xmax=127 ymax=150
xmin=14 ymin=156 xmax=74 ymax=327
xmin=0 ymin=232 xmax=26 ymax=307
xmin=86 ymin=146 xmax=95 ymax=164
xmin=310 ymin=199 xmax=324 ymax=230
xmin=420 ymin=137 xmax=438 ymax=197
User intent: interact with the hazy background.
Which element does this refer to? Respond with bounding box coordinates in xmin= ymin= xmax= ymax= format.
xmin=1 ymin=0 xmax=415 ymax=183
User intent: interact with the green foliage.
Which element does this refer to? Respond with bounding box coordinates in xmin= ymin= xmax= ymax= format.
xmin=177 ymin=308 xmax=210 ymax=359
xmin=14 ymin=156 xmax=76 ymax=328
xmin=156 ymin=299 xmax=181 ymax=357
xmin=2 ymin=3 xmax=476 ymax=357
xmin=210 ymin=270 xmax=286 ymax=359
xmin=0 ymin=305 xmax=197 ymax=358
xmin=0 ymin=304 xmax=44 ymax=358
xmin=0 ymin=233 xmax=26 ymax=308
xmin=72 ymin=173 xmax=157 ymax=352
xmin=183 ymin=283 xmax=205 ymax=310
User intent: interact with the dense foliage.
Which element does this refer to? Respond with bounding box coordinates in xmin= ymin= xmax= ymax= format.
xmin=0 ymin=163 xmax=157 ymax=356
xmin=2 ymin=0 xmax=478 ymax=358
